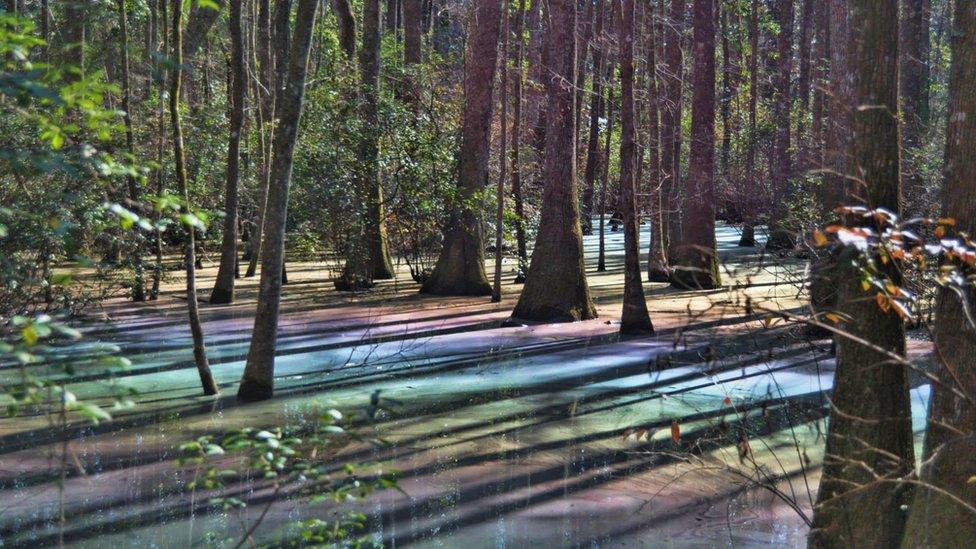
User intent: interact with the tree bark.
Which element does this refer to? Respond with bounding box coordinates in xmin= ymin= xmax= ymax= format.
xmin=582 ymin=0 xmax=606 ymax=236
xmin=211 ymin=0 xmax=246 ymax=304
xmin=899 ymin=0 xmax=931 ymax=216
xmin=598 ymin=81 xmax=615 ymax=273
xmin=171 ymin=0 xmax=219 ymax=397
xmin=403 ymin=0 xmax=422 ymax=64
xmin=766 ymin=0 xmax=795 ymax=250
xmin=670 ymin=0 xmax=719 ymax=289
xmin=646 ymin=0 xmax=668 ymax=281
xmin=903 ymin=2 xmax=976 ymax=544
xmin=332 ymin=0 xmax=357 ymax=59
xmin=739 ymin=0 xmax=759 ymax=247
xmin=661 ymin=0 xmax=685 ymax=263
xmin=511 ymin=0 xmax=596 ymax=322
xmin=237 ymin=0 xmax=319 ymax=402
xmin=116 ymin=0 xmax=145 ymax=302
xmin=492 ymin=5 xmax=509 ymax=303
xmin=510 ymin=0 xmax=528 ymax=283
xmin=616 ymin=0 xmax=653 ymax=333
xmin=808 ymin=0 xmax=914 ymax=545
xmin=420 ymin=0 xmax=502 ymax=296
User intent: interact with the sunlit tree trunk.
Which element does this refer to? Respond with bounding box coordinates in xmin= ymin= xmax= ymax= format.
xmin=150 ymin=0 xmax=168 ymax=300
xmin=492 ymin=3 xmax=509 ymax=303
xmin=510 ymin=0 xmax=528 ymax=283
xmin=808 ymin=1 xmax=914 ymax=544
xmin=511 ymin=0 xmax=596 ymax=322
xmin=766 ymin=0 xmax=794 ymax=250
xmin=903 ymin=3 xmax=976 ymax=544
xmin=645 ymin=2 xmax=667 ymax=282
xmin=333 ymin=0 xmax=357 ymax=60
xmin=670 ymin=0 xmax=719 ymax=289
xmin=171 ymin=0 xmax=219 ymax=397
xmin=661 ymin=0 xmax=685 ymax=263
xmin=616 ymin=0 xmax=653 ymax=333
xmin=582 ymin=0 xmax=606 ymax=237
xmin=739 ymin=0 xmax=758 ymax=247
xmin=420 ymin=0 xmax=502 ymax=296
xmin=598 ymin=82 xmax=614 ymax=273
xmin=210 ymin=0 xmax=246 ymax=304
xmin=237 ymin=0 xmax=319 ymax=402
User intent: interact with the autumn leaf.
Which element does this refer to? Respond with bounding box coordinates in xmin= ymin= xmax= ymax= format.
xmin=938 ymin=217 xmax=957 ymax=227
xmin=825 ymin=312 xmax=842 ymax=324
xmin=622 ymin=428 xmax=633 ymax=441
xmin=670 ymin=420 xmax=681 ymax=444
xmin=935 ymin=225 xmax=946 ymax=238
xmin=812 ymin=229 xmax=828 ymax=247
xmin=723 ymin=396 xmax=732 ymax=406
xmin=876 ymin=292 xmax=890 ymax=312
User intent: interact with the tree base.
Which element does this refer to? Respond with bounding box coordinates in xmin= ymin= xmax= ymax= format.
xmin=647 ymin=265 xmax=670 ymax=282
xmin=669 ymin=267 xmax=720 ymax=290
xmin=209 ymin=287 xmax=234 ymax=304
xmin=334 ymin=276 xmax=376 ymax=292
xmin=620 ymin=319 xmax=654 ymax=335
xmin=419 ymin=278 xmax=492 ymax=296
xmin=764 ymin=230 xmax=795 ymax=251
xmin=237 ymin=379 xmax=273 ymax=402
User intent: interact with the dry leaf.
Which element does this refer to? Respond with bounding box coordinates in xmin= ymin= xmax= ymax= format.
xmin=670 ymin=420 xmax=681 ymax=444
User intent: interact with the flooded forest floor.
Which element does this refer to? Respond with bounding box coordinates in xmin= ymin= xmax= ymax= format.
xmin=0 ymin=224 xmax=935 ymax=547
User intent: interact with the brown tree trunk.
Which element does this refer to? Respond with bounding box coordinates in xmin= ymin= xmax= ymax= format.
xmin=899 ymin=0 xmax=931 ymax=216
xmin=903 ymin=3 xmax=976 ymax=544
xmin=237 ymin=0 xmax=319 ymax=402
xmin=598 ymin=81 xmax=614 ymax=273
xmin=795 ymin=0 xmax=813 ymax=171
xmin=510 ymin=0 xmax=528 ymax=283
xmin=332 ymin=0 xmax=357 ymax=59
xmin=403 ymin=0 xmax=421 ymax=64
xmin=116 ymin=0 xmax=145 ymax=302
xmin=171 ymin=0 xmax=219 ymax=397
xmin=211 ymin=0 xmax=246 ymax=304
xmin=739 ymin=0 xmax=759 ymax=247
xmin=646 ymin=2 xmax=668 ymax=282
xmin=617 ymin=0 xmax=653 ymax=333
xmin=420 ymin=0 xmax=502 ymax=296
xmin=766 ymin=0 xmax=794 ymax=250
xmin=670 ymin=0 xmax=720 ymax=289
xmin=63 ymin=0 xmax=87 ymax=76
xmin=661 ymin=0 xmax=685 ymax=263
xmin=581 ymin=0 xmax=605 ymax=236
xmin=150 ymin=0 xmax=168 ymax=300
xmin=492 ymin=3 xmax=509 ymax=303
xmin=808 ymin=0 xmax=914 ymax=544
xmin=511 ymin=0 xmax=596 ymax=322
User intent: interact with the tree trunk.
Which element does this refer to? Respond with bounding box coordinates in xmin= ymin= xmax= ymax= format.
xmin=420 ymin=0 xmax=502 ymax=296
xmin=211 ymin=0 xmax=246 ymax=304
xmin=661 ymin=0 xmax=685 ymax=263
xmin=237 ymin=0 xmax=319 ymax=402
xmin=598 ymin=83 xmax=614 ymax=273
xmin=645 ymin=0 xmax=666 ymax=281
xmin=403 ymin=0 xmax=421 ymax=64
xmin=739 ymin=0 xmax=758 ymax=247
xmin=511 ymin=0 xmax=596 ymax=322
xmin=171 ymin=0 xmax=219 ymax=397
xmin=492 ymin=3 xmax=509 ymax=303
xmin=63 ymin=0 xmax=87 ymax=77
xmin=899 ymin=0 xmax=931 ymax=216
xmin=245 ymin=0 xmax=282 ymax=278
xmin=808 ymin=0 xmax=914 ymax=544
xmin=116 ymin=0 xmax=145 ymax=302
xmin=670 ymin=0 xmax=719 ymax=289
xmin=151 ymin=0 xmax=168 ymax=300
xmin=902 ymin=2 xmax=976 ymax=544
xmin=332 ymin=0 xmax=357 ymax=59
xmin=617 ymin=0 xmax=653 ymax=333
xmin=766 ymin=0 xmax=794 ymax=250
xmin=581 ymin=0 xmax=605 ymax=237
xmin=510 ymin=0 xmax=528 ymax=283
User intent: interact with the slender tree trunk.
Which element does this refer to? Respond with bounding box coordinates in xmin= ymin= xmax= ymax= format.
xmin=151 ymin=0 xmax=168 ymax=300
xmin=333 ymin=0 xmax=357 ymax=60
xmin=582 ymin=0 xmax=605 ymax=237
xmin=574 ymin=0 xmax=595 ymax=172
xmin=903 ymin=3 xmax=976 ymax=543
xmin=237 ymin=0 xmax=318 ymax=402
xmin=808 ymin=1 xmax=914 ymax=544
xmin=492 ymin=6 xmax=509 ymax=303
xmin=646 ymin=0 xmax=668 ymax=281
xmin=598 ymin=83 xmax=614 ymax=273
xmin=661 ymin=0 xmax=685 ymax=263
xmin=794 ymin=0 xmax=813 ymax=172
xmin=899 ymin=0 xmax=931 ymax=216
xmin=115 ymin=0 xmax=145 ymax=302
xmin=510 ymin=0 xmax=528 ymax=283
xmin=617 ymin=0 xmax=653 ymax=333
xmin=211 ymin=0 xmax=246 ymax=304
xmin=63 ymin=0 xmax=87 ymax=76
xmin=403 ymin=0 xmax=421 ymax=64
xmin=670 ymin=0 xmax=719 ymax=289
xmin=738 ymin=0 xmax=759 ymax=247
xmin=171 ymin=0 xmax=219 ymax=397
xmin=766 ymin=0 xmax=794 ymax=250
xmin=511 ymin=0 xmax=596 ymax=322
xmin=420 ymin=0 xmax=502 ymax=296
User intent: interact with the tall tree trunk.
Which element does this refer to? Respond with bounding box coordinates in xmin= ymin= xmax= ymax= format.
xmin=244 ymin=0 xmax=282 ymax=278
xmin=63 ymin=0 xmax=87 ymax=77
xmin=766 ymin=0 xmax=794 ymax=250
xmin=670 ymin=0 xmax=719 ymax=289
xmin=739 ymin=0 xmax=758 ymax=247
xmin=617 ymin=0 xmax=654 ymax=333
xmin=333 ymin=0 xmax=357 ymax=59
xmin=171 ymin=0 xmax=219 ymax=397
xmin=511 ymin=0 xmax=596 ymax=322
xmin=492 ymin=5 xmax=509 ymax=303
xmin=808 ymin=0 xmax=914 ymax=544
xmin=116 ymin=0 xmax=145 ymax=302
xmin=661 ymin=0 xmax=685 ymax=263
xmin=598 ymin=82 xmax=615 ymax=273
xmin=151 ymin=0 xmax=168 ymax=300
xmin=403 ymin=0 xmax=422 ymax=64
xmin=899 ymin=0 xmax=931 ymax=216
xmin=809 ymin=0 xmax=852 ymax=319
xmin=903 ymin=3 xmax=976 ymax=543
xmin=646 ymin=0 xmax=668 ymax=281
xmin=795 ymin=0 xmax=813 ymax=172
xmin=237 ymin=0 xmax=319 ymax=402
xmin=420 ymin=0 xmax=502 ymax=296
xmin=581 ymin=0 xmax=606 ymax=236
xmin=211 ymin=0 xmax=246 ymax=304
xmin=510 ymin=0 xmax=528 ymax=283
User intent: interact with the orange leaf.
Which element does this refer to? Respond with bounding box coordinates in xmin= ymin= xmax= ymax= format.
xmin=723 ymin=396 xmax=732 ymax=406
xmin=938 ymin=217 xmax=957 ymax=226
xmin=875 ymin=292 xmax=890 ymax=312
xmin=670 ymin=420 xmax=681 ymax=443
xmin=812 ymin=229 xmax=828 ymax=247
xmin=825 ymin=312 xmax=841 ymax=324
xmin=622 ymin=428 xmax=633 ymax=441
xmin=935 ymin=225 xmax=946 ymax=238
